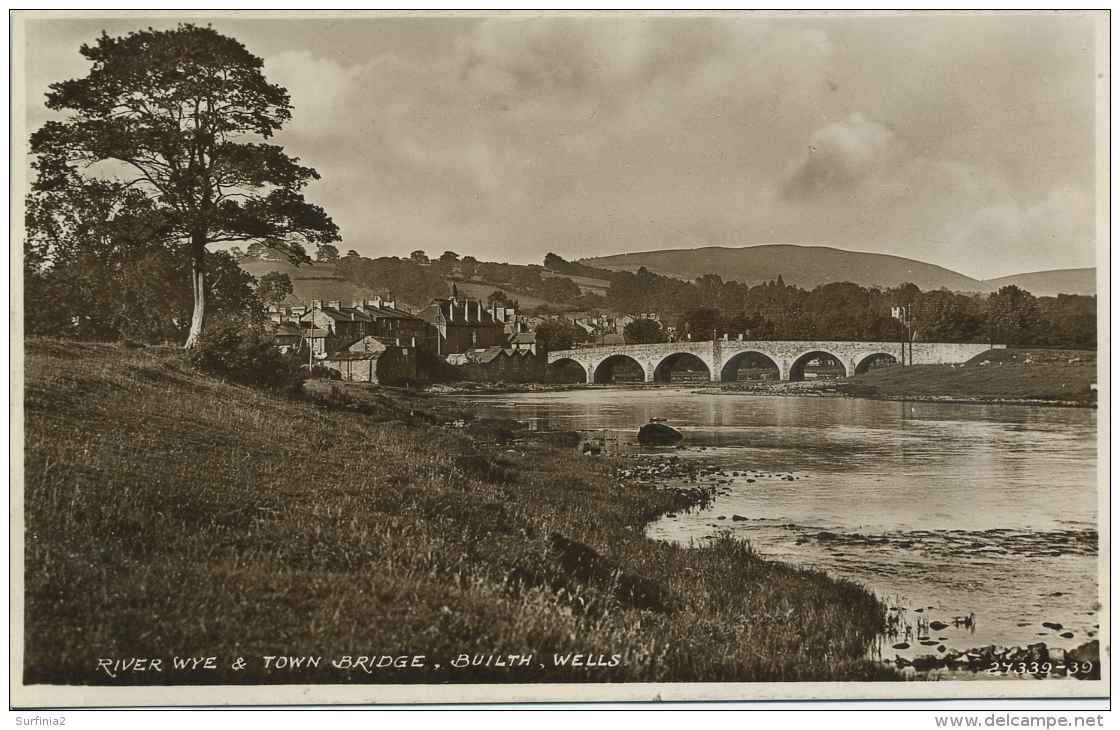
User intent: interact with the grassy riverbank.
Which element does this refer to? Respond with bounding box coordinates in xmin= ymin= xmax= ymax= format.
xmin=21 ymin=340 xmax=899 ymax=685
xmin=716 ymin=349 xmax=1098 ymax=405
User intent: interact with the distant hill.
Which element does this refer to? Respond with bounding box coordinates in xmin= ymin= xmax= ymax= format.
xmin=982 ymin=268 xmax=1096 ymax=297
xmin=581 ymin=244 xmax=985 ymax=292
xmin=581 ymin=244 xmax=1095 ymax=296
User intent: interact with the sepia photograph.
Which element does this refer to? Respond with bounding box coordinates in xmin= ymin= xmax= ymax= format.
xmin=11 ymin=10 xmax=1108 ymax=709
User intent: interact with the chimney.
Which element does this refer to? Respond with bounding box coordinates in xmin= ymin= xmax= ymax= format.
xmin=385 ymin=301 xmax=395 ymax=310
xmin=328 ymin=300 xmax=341 ymax=310
xmin=311 ymin=300 xmax=323 ymax=310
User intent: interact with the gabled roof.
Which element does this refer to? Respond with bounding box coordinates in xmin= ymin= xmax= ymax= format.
xmin=336 ymin=307 xmax=375 ymax=322
xmin=274 ymin=322 xmax=303 ymax=337
xmin=358 ymin=304 xmax=423 ymax=321
xmin=298 ymin=306 xmax=368 ymax=322
xmin=468 ymin=346 xmax=507 ymax=363
xmin=509 ymin=332 xmax=536 ymax=344
xmin=419 ymin=298 xmax=500 ymax=326
xmin=344 ymin=335 xmax=398 ymax=353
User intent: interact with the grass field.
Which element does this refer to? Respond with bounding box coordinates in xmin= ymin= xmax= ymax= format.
xmin=844 ymin=348 xmax=1098 ymax=404
xmin=21 ymin=340 xmax=899 ymax=685
xmin=716 ymin=348 xmax=1098 ymax=405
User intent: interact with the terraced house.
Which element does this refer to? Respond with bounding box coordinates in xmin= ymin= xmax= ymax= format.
xmin=297 ymin=299 xmax=424 ymax=355
xmin=417 ymin=295 xmax=508 ymax=356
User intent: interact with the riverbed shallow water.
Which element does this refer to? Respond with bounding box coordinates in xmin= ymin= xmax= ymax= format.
xmin=459 ymin=388 xmax=1101 ymax=681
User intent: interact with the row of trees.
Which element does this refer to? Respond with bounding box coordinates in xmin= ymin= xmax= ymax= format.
xmin=609 ymin=285 xmax=1093 ymax=349
xmin=535 ymin=256 xmax=1093 ymax=350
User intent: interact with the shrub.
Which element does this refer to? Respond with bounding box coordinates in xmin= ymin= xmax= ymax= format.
xmin=188 ymin=314 xmax=306 ymax=393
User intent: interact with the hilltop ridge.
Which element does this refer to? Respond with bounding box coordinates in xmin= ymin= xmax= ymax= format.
xmin=581 ymin=244 xmax=1095 ymax=296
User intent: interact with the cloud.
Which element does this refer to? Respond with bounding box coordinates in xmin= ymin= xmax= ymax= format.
xmin=28 ymin=15 xmax=1092 ymax=277
xmin=780 ymin=114 xmax=901 ymax=199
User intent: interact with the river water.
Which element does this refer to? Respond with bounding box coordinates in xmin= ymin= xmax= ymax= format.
xmin=461 ymin=388 xmax=1101 ymax=676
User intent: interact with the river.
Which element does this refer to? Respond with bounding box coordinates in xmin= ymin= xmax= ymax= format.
xmin=460 ymin=387 xmax=1101 ymax=678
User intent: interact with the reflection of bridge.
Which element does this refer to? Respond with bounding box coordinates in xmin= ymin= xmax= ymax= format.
xmin=548 ymin=339 xmax=1000 ymax=383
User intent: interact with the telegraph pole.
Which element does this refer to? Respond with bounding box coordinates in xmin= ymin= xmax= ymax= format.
xmin=907 ymin=303 xmax=913 ymax=366
xmin=892 ymin=304 xmax=912 ymax=366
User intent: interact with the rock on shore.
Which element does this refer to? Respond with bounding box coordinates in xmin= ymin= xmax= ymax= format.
xmin=637 ymin=422 xmax=684 ymax=445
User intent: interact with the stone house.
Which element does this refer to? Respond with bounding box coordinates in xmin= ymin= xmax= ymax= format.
xmin=319 ymin=335 xmax=417 ymax=385
xmin=353 ymin=299 xmax=427 ymax=342
xmin=507 ymin=331 xmax=537 ymax=355
xmin=417 ymin=296 xmax=507 ymax=356
xmin=299 ymin=300 xmax=373 ymax=354
xmin=272 ymin=321 xmax=304 ymax=352
xmin=457 ymin=346 xmax=549 ymax=383
xmin=297 ymin=300 xmax=423 ymax=355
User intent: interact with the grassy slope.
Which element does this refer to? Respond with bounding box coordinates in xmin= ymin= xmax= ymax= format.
xmin=22 ymin=340 xmax=897 ymax=685
xmin=844 ymin=349 xmax=1098 ymax=403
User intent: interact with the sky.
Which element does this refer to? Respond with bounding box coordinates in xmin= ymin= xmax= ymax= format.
xmin=17 ymin=11 xmax=1105 ymax=280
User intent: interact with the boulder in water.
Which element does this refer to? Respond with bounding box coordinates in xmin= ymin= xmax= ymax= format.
xmin=637 ymin=422 xmax=683 ymax=445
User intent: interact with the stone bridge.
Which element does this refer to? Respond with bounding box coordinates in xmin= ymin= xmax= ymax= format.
xmin=548 ymin=339 xmax=1001 ymax=383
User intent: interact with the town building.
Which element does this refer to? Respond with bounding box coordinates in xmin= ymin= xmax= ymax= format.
xmin=297 ymin=300 xmax=422 ymax=356
xmin=417 ymin=296 xmax=508 ymax=356
xmin=454 ymin=346 xmax=549 ymax=383
xmin=318 ymin=335 xmax=417 ymax=385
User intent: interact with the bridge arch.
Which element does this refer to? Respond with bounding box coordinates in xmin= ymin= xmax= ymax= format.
xmin=789 ymin=350 xmax=847 ymax=382
xmin=854 ymin=352 xmax=899 ymax=375
xmin=720 ymin=351 xmax=781 ymax=382
xmin=653 ymin=352 xmax=712 ymax=383
xmin=593 ymin=354 xmax=646 ymax=384
xmin=550 ymin=358 xmax=588 ymax=383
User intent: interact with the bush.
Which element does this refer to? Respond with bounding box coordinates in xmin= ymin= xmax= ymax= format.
xmin=188 ymin=314 xmax=307 ymax=393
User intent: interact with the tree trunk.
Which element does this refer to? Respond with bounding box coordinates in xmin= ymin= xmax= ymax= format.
xmin=184 ymin=238 xmax=207 ymax=348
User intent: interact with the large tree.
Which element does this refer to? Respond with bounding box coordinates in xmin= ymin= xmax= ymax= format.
xmin=986 ymin=285 xmax=1043 ymax=347
xmin=30 ymin=24 xmax=339 ymax=347
xmin=533 ymin=320 xmax=584 ymax=352
xmin=255 ymin=271 xmax=294 ymax=308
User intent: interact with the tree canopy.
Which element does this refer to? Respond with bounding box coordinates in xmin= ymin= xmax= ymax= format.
xmin=986 ymin=285 xmax=1043 ymax=347
xmin=623 ymin=318 xmax=664 ymax=344
xmin=533 ymin=320 xmax=584 ymax=352
xmin=30 ymin=24 xmax=339 ymax=346
xmin=255 ymin=271 xmax=294 ymax=307
xmin=25 ymin=178 xmax=258 ymax=342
